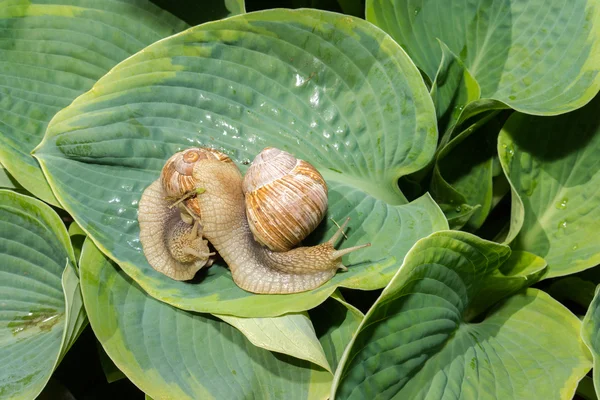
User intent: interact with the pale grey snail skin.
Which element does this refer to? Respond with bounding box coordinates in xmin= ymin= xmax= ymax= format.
xmin=138 ymin=147 xmax=369 ymax=294
xmin=138 ymin=180 xmax=214 ymax=280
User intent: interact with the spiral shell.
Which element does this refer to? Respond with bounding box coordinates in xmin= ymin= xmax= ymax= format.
xmin=242 ymin=147 xmax=328 ymax=252
xmin=160 ymin=147 xmax=233 ymax=217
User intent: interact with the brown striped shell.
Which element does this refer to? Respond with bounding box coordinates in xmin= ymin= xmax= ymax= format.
xmin=242 ymin=148 xmax=328 ymax=252
xmin=160 ymin=147 xmax=233 ymax=217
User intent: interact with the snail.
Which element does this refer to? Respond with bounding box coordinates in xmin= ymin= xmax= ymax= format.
xmin=138 ymin=180 xmax=215 ymax=281
xmin=138 ymin=147 xmax=370 ymax=294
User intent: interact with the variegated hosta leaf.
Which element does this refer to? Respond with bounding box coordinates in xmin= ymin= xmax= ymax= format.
xmin=367 ymin=0 xmax=600 ymax=117
xmin=0 ymin=190 xmax=81 ymax=399
xmin=332 ymin=231 xmax=590 ymax=399
xmin=35 ymin=9 xmax=446 ymax=317
xmin=499 ymin=93 xmax=600 ymax=278
xmin=0 ymin=0 xmax=188 ymax=206
xmin=80 ymin=239 xmax=331 ymax=400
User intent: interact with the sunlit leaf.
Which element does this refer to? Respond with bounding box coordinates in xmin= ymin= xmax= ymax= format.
xmin=0 ymin=190 xmax=80 ymax=399
xmin=332 ymin=231 xmax=590 ymax=399
xmin=35 ymin=9 xmax=446 ymax=317
xmin=80 ymin=239 xmax=331 ymax=400
xmin=499 ymin=94 xmax=600 ymax=278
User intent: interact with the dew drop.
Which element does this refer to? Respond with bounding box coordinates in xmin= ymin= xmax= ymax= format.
xmin=509 ymin=95 xmax=517 ymax=100
xmin=555 ymin=198 xmax=568 ymax=210
xmin=558 ymin=220 xmax=567 ymax=229
xmin=455 ymin=206 xmax=462 ymax=213
xmin=414 ymin=6 xmax=421 ymax=15
xmin=572 ymin=244 xmax=579 ymax=251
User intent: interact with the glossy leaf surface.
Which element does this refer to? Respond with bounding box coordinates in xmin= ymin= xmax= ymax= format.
xmin=36 ymin=9 xmax=446 ymax=317
xmin=80 ymin=239 xmax=331 ymax=400
xmin=332 ymin=231 xmax=589 ymax=399
xmin=499 ymin=94 xmax=600 ymax=278
xmin=367 ymin=0 xmax=600 ymax=116
xmin=0 ymin=190 xmax=80 ymax=399
xmin=0 ymin=0 xmax=188 ymax=206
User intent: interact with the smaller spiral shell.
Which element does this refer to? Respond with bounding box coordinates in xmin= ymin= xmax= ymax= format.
xmin=160 ymin=147 xmax=233 ymax=217
xmin=243 ymin=148 xmax=328 ymax=252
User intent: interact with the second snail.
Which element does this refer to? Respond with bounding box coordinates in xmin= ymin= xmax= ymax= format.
xmin=138 ymin=147 xmax=370 ymax=294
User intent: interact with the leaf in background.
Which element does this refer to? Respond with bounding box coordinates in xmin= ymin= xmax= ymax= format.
xmin=97 ymin=343 xmax=126 ymax=383
xmin=218 ymin=312 xmax=332 ymax=372
xmin=35 ymin=9 xmax=447 ymax=317
xmin=0 ymin=190 xmax=80 ymax=399
xmin=366 ymin=0 xmax=600 ymax=117
xmin=429 ymin=41 xmax=480 ymax=135
xmin=151 ymin=0 xmax=245 ymax=25
xmin=332 ymin=231 xmax=590 ymax=399
xmin=80 ymin=239 xmax=331 ymax=400
xmin=0 ymin=0 xmax=188 ymax=206
xmin=0 ymin=163 xmax=20 ymax=190
xmin=68 ymin=221 xmax=86 ymax=265
xmin=499 ymin=94 xmax=600 ymax=278
xmin=309 ymin=291 xmax=364 ymax=373
xmin=431 ymin=110 xmax=508 ymax=230
xmin=582 ymin=285 xmax=600 ymax=399
xmin=546 ymin=276 xmax=597 ymax=311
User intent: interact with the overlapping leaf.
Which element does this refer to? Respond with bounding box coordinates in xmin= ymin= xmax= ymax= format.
xmin=0 ymin=0 xmax=188 ymax=206
xmin=367 ymin=0 xmax=600 ymax=117
xmin=35 ymin=9 xmax=446 ymax=317
xmin=218 ymin=312 xmax=331 ymax=372
xmin=309 ymin=291 xmax=364 ymax=373
xmin=332 ymin=231 xmax=590 ymax=399
xmin=582 ymin=285 xmax=600 ymax=399
xmin=80 ymin=239 xmax=331 ymax=400
xmin=0 ymin=190 xmax=80 ymax=399
xmin=499 ymin=94 xmax=600 ymax=278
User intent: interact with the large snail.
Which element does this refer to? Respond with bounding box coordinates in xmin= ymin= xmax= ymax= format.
xmin=137 ymin=147 xmax=369 ymax=294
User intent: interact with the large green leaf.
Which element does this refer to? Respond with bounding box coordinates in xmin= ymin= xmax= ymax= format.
xmin=367 ymin=0 xmax=600 ymax=116
xmin=332 ymin=231 xmax=590 ymax=399
xmin=0 ymin=190 xmax=80 ymax=399
xmin=0 ymin=0 xmax=188 ymax=206
xmin=80 ymin=238 xmax=331 ymax=400
xmin=499 ymin=94 xmax=600 ymax=278
xmin=35 ymin=9 xmax=446 ymax=317
xmin=582 ymin=285 xmax=600 ymax=399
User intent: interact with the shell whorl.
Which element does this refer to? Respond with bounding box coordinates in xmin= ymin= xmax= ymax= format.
xmin=243 ymin=147 xmax=328 ymax=252
xmin=160 ymin=147 xmax=233 ymax=217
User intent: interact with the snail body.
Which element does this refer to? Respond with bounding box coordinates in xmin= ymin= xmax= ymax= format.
xmin=138 ymin=147 xmax=369 ymax=294
xmin=138 ymin=180 xmax=214 ymax=280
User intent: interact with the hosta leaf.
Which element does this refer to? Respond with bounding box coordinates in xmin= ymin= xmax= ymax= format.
xmin=332 ymin=231 xmax=590 ymax=399
xmin=80 ymin=238 xmax=331 ymax=400
xmin=309 ymin=291 xmax=364 ymax=373
xmin=35 ymin=9 xmax=446 ymax=317
xmin=0 ymin=163 xmax=19 ymax=190
xmin=582 ymin=285 xmax=600 ymax=399
xmin=217 ymin=312 xmax=332 ymax=372
xmin=0 ymin=0 xmax=188 ymax=206
xmin=429 ymin=41 xmax=480 ymax=135
xmin=367 ymin=0 xmax=600 ymax=116
xmin=499 ymin=94 xmax=600 ymax=278
xmin=0 ymin=190 xmax=80 ymax=400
